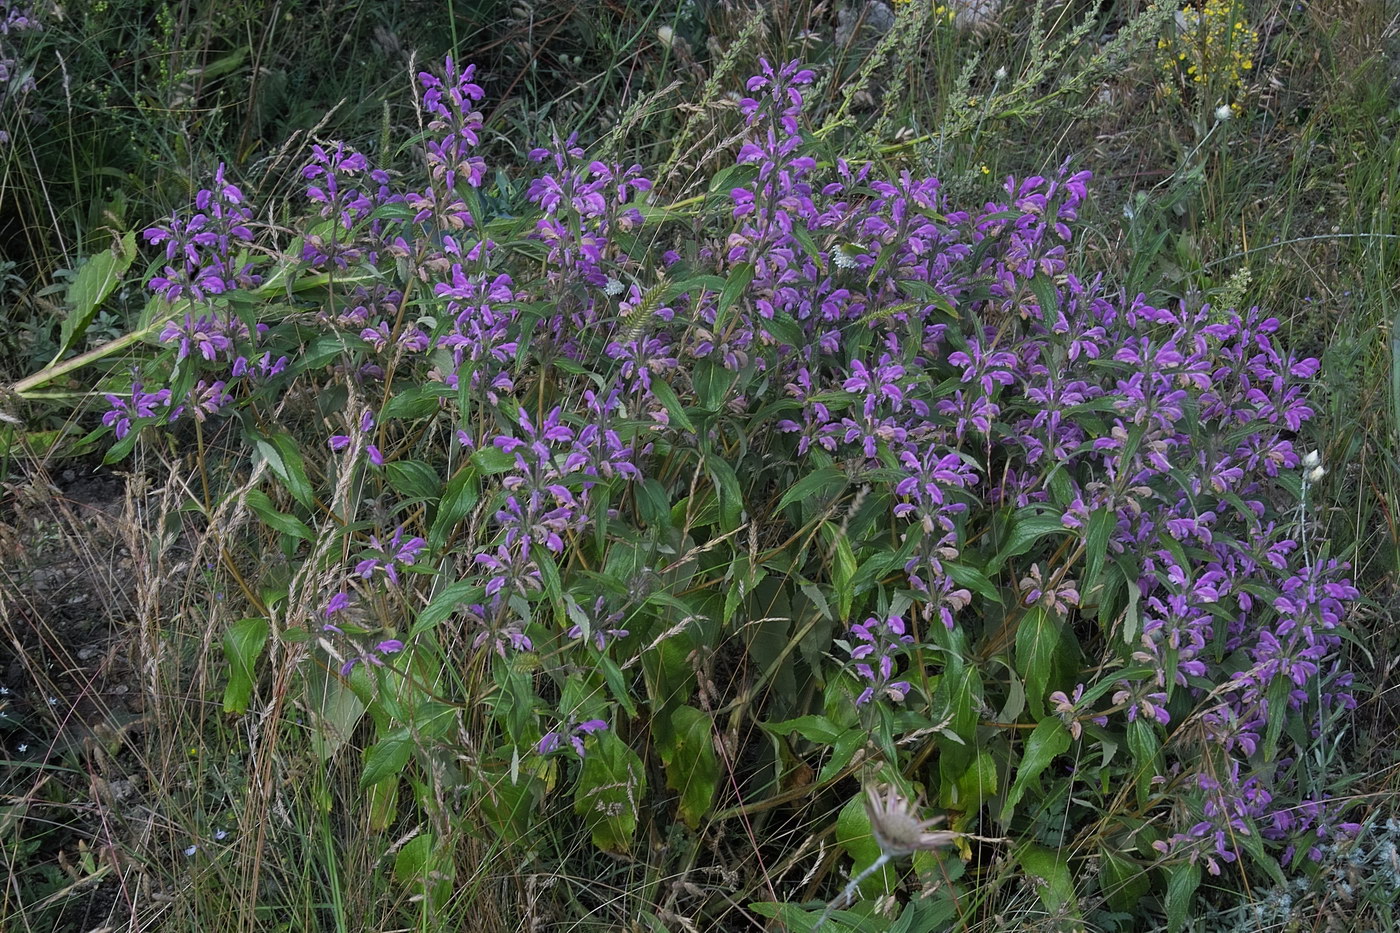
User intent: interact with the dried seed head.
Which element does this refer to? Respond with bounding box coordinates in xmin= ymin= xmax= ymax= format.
xmin=864 ymin=785 xmax=958 ymax=857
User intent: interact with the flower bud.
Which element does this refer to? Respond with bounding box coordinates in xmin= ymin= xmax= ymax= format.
xmin=1303 ymin=449 xmax=1321 ymax=469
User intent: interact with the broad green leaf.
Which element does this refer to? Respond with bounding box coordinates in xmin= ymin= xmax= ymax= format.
xmin=1000 ymin=717 xmax=1070 ymax=823
xmin=575 ymin=730 xmax=646 ymax=853
xmin=471 ymin=445 xmax=516 ymax=474
xmin=716 ymin=260 xmax=755 ymax=327
xmin=834 ymin=789 xmax=897 ymax=897
xmin=55 ymin=232 xmax=137 ymax=361
xmin=708 ymin=455 xmax=744 ymax=531
xmin=777 ymin=465 xmax=848 ymax=512
xmin=429 ymin=465 xmax=479 ymax=550
xmin=832 ymin=532 xmax=858 ymax=620
xmin=1015 ymin=606 xmax=1063 ymax=718
xmin=243 ymin=488 xmax=314 ymax=541
xmin=1100 ymin=848 xmax=1149 ymax=914
xmin=1082 ymin=508 xmax=1114 ymax=602
xmin=386 ymin=459 xmax=441 ymax=501
xmin=1017 ymin=843 xmax=1078 ymax=915
xmin=1126 ymin=718 xmax=1161 ymax=808
xmin=393 ymin=833 xmax=453 ymax=909
xmin=303 ymin=660 xmax=367 ymax=760
xmin=1026 ymin=273 xmax=1059 ymax=320
xmin=818 ymin=729 xmax=867 ymax=784
xmin=252 ymin=431 xmax=314 ymax=509
xmin=368 ymin=772 xmax=398 ymax=831
xmin=222 ymin=616 xmax=269 ymax=714
xmin=947 ymin=749 xmax=998 ymax=810
xmin=936 ymin=665 xmax=981 ymax=783
xmin=764 ymin=714 xmax=843 ymax=745
xmin=945 ymin=560 xmax=1002 ymax=604
xmin=361 ymin=729 xmax=414 ymax=787
xmin=479 ymin=769 xmax=539 ymax=844
xmin=648 ymin=379 xmax=696 ymax=433
xmin=382 ymin=384 xmax=448 ymax=420
xmin=748 ymin=902 xmax=879 ymax=933
xmin=656 ymin=705 xmax=718 ymax=828
xmin=411 ymin=579 xmax=484 ymax=636
xmin=1262 ymin=675 xmax=1289 ymax=762
xmin=1164 ymin=861 xmax=1201 ymax=933
xmin=890 ymin=898 xmax=958 ymax=933
xmin=985 ymin=510 xmax=1070 ymax=575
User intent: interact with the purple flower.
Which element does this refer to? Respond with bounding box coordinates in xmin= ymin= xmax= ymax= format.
xmin=355 ymin=526 xmax=428 ymax=586
xmin=102 ymin=381 xmax=173 ymax=439
xmin=340 ymin=637 xmax=406 ymax=677
xmin=538 ymin=718 xmax=609 ymax=757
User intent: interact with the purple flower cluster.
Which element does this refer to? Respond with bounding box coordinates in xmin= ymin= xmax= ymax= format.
xmin=101 ymin=380 xmax=172 ymax=439
xmin=846 ymin=614 xmax=915 ymax=706
xmin=538 ymin=717 xmax=608 ymax=758
xmin=107 ymin=55 xmax=1358 ymax=875
xmin=355 ymin=525 xmax=427 ymax=586
xmin=329 ymin=407 xmax=383 ymax=467
xmin=144 ymin=163 xmax=260 ymax=301
xmin=0 ymin=3 xmax=42 ymax=146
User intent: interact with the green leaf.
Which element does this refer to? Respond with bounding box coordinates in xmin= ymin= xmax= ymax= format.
xmin=1026 ymin=273 xmax=1059 ymax=320
xmin=1081 ymin=508 xmax=1114 ymax=602
xmin=243 ymin=489 xmax=314 ymax=541
xmin=649 ymin=379 xmax=696 ymax=433
xmin=985 ymin=510 xmax=1069 ymax=575
xmin=708 ymin=455 xmax=744 ymax=531
xmin=716 ymin=260 xmax=755 ymax=328
xmin=252 ymin=431 xmax=315 ymax=509
xmin=1100 ymin=848 xmax=1149 ymax=914
xmin=1017 ymin=843 xmax=1078 ymax=915
xmin=764 ymin=714 xmax=843 ymax=745
xmin=429 ymin=465 xmax=478 ymax=550
xmin=1164 ymin=861 xmax=1201 ymax=933
xmin=748 ymin=902 xmax=878 ymax=933
xmin=777 ymin=465 xmax=848 ymax=512
xmin=478 ymin=769 xmax=539 ymax=845
xmin=412 ymin=580 xmax=484 ymax=636
xmin=382 ymin=384 xmax=448 ymax=420
xmin=1000 ymin=717 xmax=1070 ymax=823
xmin=818 ymin=729 xmax=867 ymax=783
xmin=386 ymin=459 xmax=441 ymax=501
xmin=947 ymin=749 xmax=998 ymax=810
xmin=575 ymin=731 xmax=645 ymax=853
xmin=302 ymin=659 xmax=367 ymax=761
xmin=635 ymin=478 xmax=673 ymax=529
xmin=945 ymin=561 xmax=1002 ymax=604
xmin=1262 ymin=675 xmax=1289 ymax=762
xmin=832 ymin=532 xmax=858 ymax=621
xmin=392 ymin=832 xmax=453 ymax=908
xmin=471 ymin=445 xmax=516 ymax=474
xmin=834 ymin=789 xmax=897 ymax=896
xmin=656 ymin=706 xmax=718 ymax=828
xmin=1126 ymin=718 xmax=1161 ymax=808
xmin=55 ymin=232 xmax=137 ymax=362
xmin=1015 ymin=606 xmax=1063 ymax=718
xmin=222 ymin=616 xmax=270 ymax=715
xmin=361 ymin=730 xmax=414 ymax=787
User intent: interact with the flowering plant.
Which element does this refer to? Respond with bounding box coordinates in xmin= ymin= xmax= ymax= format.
xmin=93 ymin=54 xmax=1356 ymax=930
